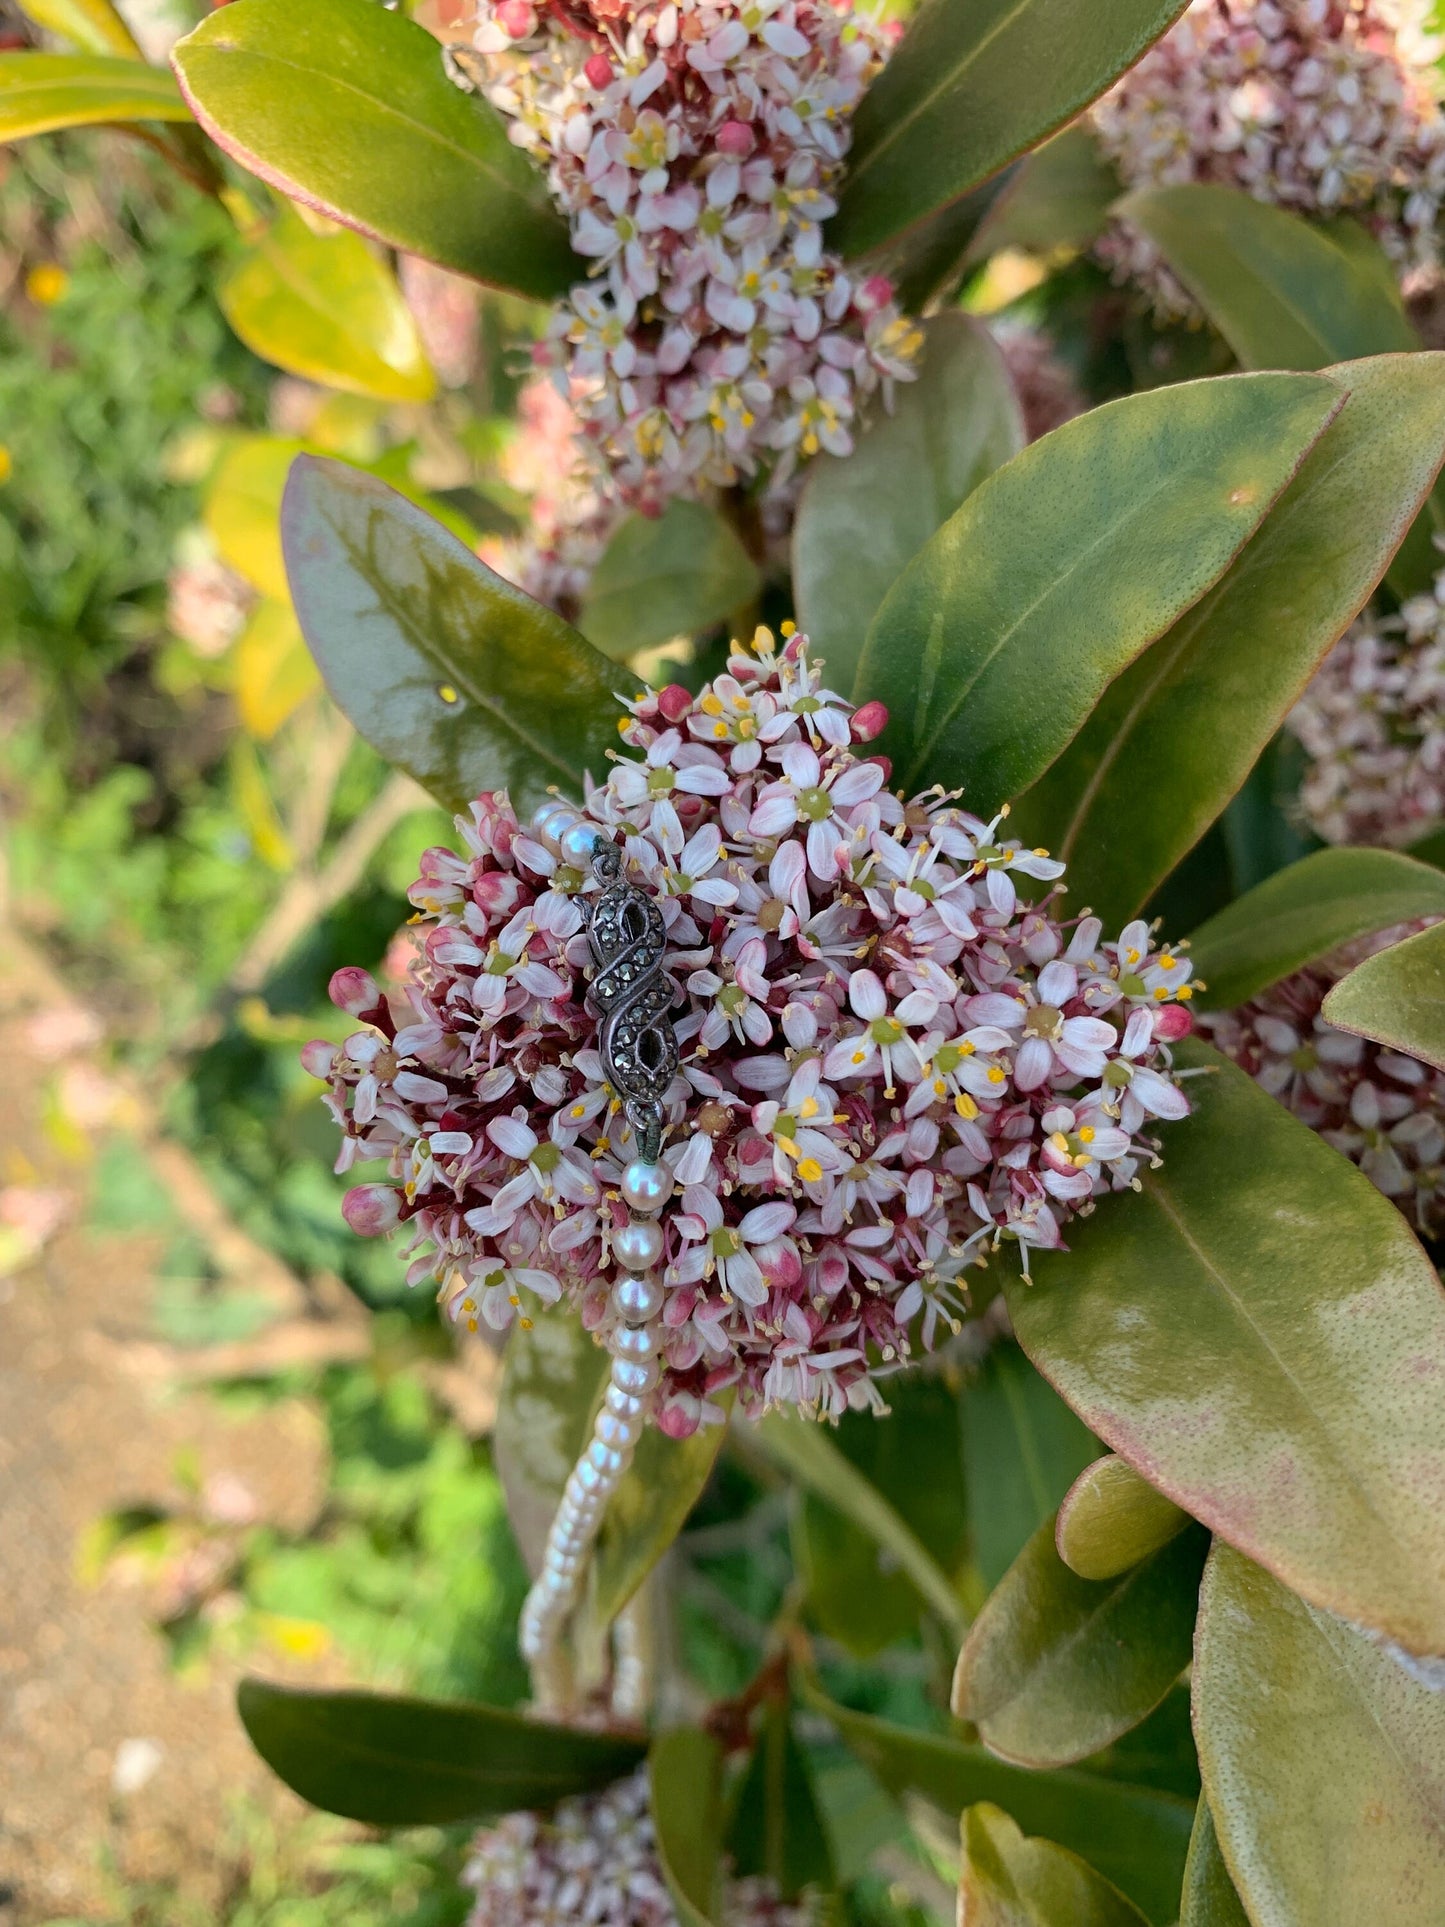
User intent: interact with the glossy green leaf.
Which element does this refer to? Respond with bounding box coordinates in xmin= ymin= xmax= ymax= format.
xmin=172 ymin=0 xmax=575 ymax=302
xmin=1186 ymin=846 xmax=1445 ymax=1009
xmin=1181 ymin=1799 xmax=1250 ymax=1927
xmin=1195 ymin=1545 xmax=1445 ymax=1927
xmin=793 ymin=313 xmax=1024 ymax=700
xmin=860 ymin=371 xmax=1340 ymax=810
xmin=1007 ymin=1039 xmax=1445 ymax=1657
xmin=1119 ymin=185 xmax=1417 ymax=370
xmin=494 ymin=1311 xmax=608 ymax=1576
xmin=649 ymin=1727 xmax=725 ymax=1927
xmin=966 ymin=124 xmax=1121 ymax=265
xmin=1078 ymin=1685 xmax=1200 ymax=1803
xmin=959 ymin=1802 xmax=1151 ymax=1927
xmin=281 ymin=456 xmax=637 ymax=815
xmin=17 ymin=0 xmax=141 ymax=58
xmin=219 ymin=200 xmax=436 ymax=402
xmin=0 ymin=51 xmax=190 ymax=138
xmin=961 ymin=1342 xmax=1097 ymax=1592
xmin=580 ymin=499 xmax=760 ymax=661
xmin=798 ymin=1675 xmax=1193 ymax=1924
xmin=729 ymin=1701 xmax=835 ymax=1901
xmin=796 ymin=1375 xmax=970 ymax=1657
xmin=954 ymin=1518 xmax=1207 ymax=1768
xmin=1017 ymin=353 xmax=1445 ymax=923
xmin=593 ymin=1395 xmax=731 ymax=1626
xmin=233 ymin=596 xmax=320 ymax=740
xmin=206 ymin=436 xmax=301 ymax=602
xmin=1055 ymin=1457 xmax=1189 ymax=1584
xmin=752 ymin=1411 xmax=967 ymax=1639
xmin=237 ymin=1677 xmax=644 ymax=1825
xmin=1322 ymin=920 xmax=1445 ymax=1071
xmin=830 ymin=0 xmax=1187 ymax=260
xmin=878 ymin=172 xmax=1014 ymax=313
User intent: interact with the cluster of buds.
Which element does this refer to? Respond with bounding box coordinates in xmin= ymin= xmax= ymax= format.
xmin=463 ymin=1769 xmax=814 ymax=1926
xmin=306 ymin=632 xmax=1196 ymax=1435
xmin=991 ymin=321 xmax=1086 ymax=443
xmin=1286 ymin=567 xmax=1445 ymax=847
xmin=1093 ymin=0 xmax=1445 ymax=319
xmin=1201 ymin=925 xmax=1445 ymax=1233
xmin=449 ymin=0 xmax=920 ymax=516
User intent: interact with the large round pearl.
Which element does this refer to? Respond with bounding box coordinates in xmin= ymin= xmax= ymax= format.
xmin=621 ymin=1159 xmax=674 ymax=1216
xmin=532 ymin=800 xmax=578 ymax=844
xmin=614 ymin=1271 xmax=665 ymax=1323
xmin=612 ymin=1356 xmax=661 ymax=1396
xmin=613 ymin=1321 xmax=661 ymax=1358
xmin=559 ymin=819 xmax=602 ymax=865
xmin=613 ymin=1217 xmax=665 ymax=1272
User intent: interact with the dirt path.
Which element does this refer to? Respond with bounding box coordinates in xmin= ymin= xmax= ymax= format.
xmin=0 ymin=928 xmax=328 ymax=1924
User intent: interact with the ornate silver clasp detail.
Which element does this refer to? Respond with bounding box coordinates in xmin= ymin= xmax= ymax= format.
xmin=586 ymin=842 xmax=678 ymax=1164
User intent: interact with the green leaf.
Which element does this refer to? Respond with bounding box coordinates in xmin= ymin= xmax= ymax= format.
xmin=1181 ymin=1799 xmax=1250 ymax=1927
xmin=966 ymin=124 xmax=1121 ymax=265
xmin=219 ymin=201 xmax=436 ymax=402
xmin=959 ymin=1802 xmax=1152 ymax=1927
xmin=16 ymin=0 xmax=142 ymax=59
xmin=830 ymin=0 xmax=1187 ymax=261
xmin=1055 ymin=1457 xmax=1189 ymax=1584
xmin=860 ymin=371 xmax=1340 ymax=810
xmin=795 ymin=1375 xmax=970 ymax=1657
xmin=580 ymin=499 xmax=760 ymax=661
xmin=752 ymin=1410 xmax=968 ymax=1640
xmin=792 ymin=313 xmax=1024 ymax=700
xmin=494 ymin=1311 xmax=608 ymax=1576
xmin=233 ymin=596 xmax=320 ymax=740
xmin=961 ymin=1342 xmax=1097 ymax=1592
xmin=1186 ymin=846 xmax=1445 ymax=1009
xmin=1078 ymin=1685 xmax=1200 ymax=1803
xmin=953 ymin=1518 xmax=1207 ymax=1769
xmin=1322 ymin=920 xmax=1445 ymax=1072
xmin=1118 ymin=185 xmax=1417 ymax=371
xmin=594 ymin=1394 xmax=731 ymax=1626
xmin=798 ymin=1675 xmax=1193 ymax=1925
xmin=172 ymin=0 xmax=575 ymax=302
xmin=1016 ymin=353 xmax=1445 ymax=924
xmin=281 ymin=455 xmax=637 ymax=816
xmin=237 ymin=1677 xmax=645 ymax=1825
xmin=0 ymin=51 xmax=190 ymax=138
xmin=729 ymin=1701 xmax=835 ymax=1900
xmin=648 ymin=1727 xmax=725 ymax=1927
xmin=877 ymin=172 xmax=1015 ymax=313
xmin=1195 ymin=1545 xmax=1445 ymax=1927
xmin=1007 ymin=1039 xmax=1445 ymax=1658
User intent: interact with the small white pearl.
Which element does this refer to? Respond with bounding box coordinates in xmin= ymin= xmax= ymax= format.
xmin=621 ymin=1159 xmax=674 ymax=1215
xmin=588 ymin=1441 xmax=627 ymax=1478
xmin=596 ymin=1410 xmax=641 ymax=1450
xmin=532 ymin=801 xmax=578 ymax=844
xmin=559 ymin=819 xmax=602 ymax=865
xmin=614 ymin=1271 xmax=665 ymax=1323
xmin=605 ymin=1385 xmax=649 ymax=1423
xmin=612 ymin=1321 xmax=661 ymax=1359
xmin=613 ymin=1218 xmax=665 ymax=1272
xmin=612 ymin=1356 xmax=661 ymax=1395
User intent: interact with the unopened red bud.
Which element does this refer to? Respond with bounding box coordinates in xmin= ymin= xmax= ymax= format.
xmin=657 ymin=682 xmax=693 ymax=722
xmin=496 ymin=0 xmax=536 ymax=35
xmin=300 ymin=1039 xmax=336 ymax=1078
xmin=865 ymin=753 xmax=892 ymax=784
xmin=850 ymin=699 xmax=889 ymax=742
xmin=1153 ymin=1003 xmax=1194 ymax=1042
xmin=342 ymin=1184 xmax=402 ymax=1236
xmin=583 ymin=51 xmax=614 ymax=87
xmin=329 ymin=967 xmax=381 ymax=1017
xmin=716 ymin=119 xmax=756 ymax=156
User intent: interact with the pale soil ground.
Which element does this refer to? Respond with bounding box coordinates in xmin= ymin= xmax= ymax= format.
xmin=0 ymin=927 xmax=328 ymax=1924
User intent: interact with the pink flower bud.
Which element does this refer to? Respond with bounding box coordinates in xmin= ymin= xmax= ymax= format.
xmin=496 ymin=0 xmax=536 ymax=37
xmin=715 ymin=119 xmax=756 ymax=157
xmin=865 ymin=753 xmax=892 ymax=784
xmin=328 ymin=967 xmax=381 ymax=1017
xmin=859 ymin=274 xmax=895 ymax=312
xmin=656 ymin=1391 xmax=702 ymax=1439
xmin=850 ymin=700 xmax=889 ymax=742
xmin=300 ymin=1039 xmax=336 ymax=1078
xmin=342 ymin=1184 xmax=402 ymax=1236
xmin=1153 ymin=1003 xmax=1194 ymax=1042
xmin=657 ymin=682 xmax=693 ymax=723
xmin=583 ymin=51 xmax=614 ymax=87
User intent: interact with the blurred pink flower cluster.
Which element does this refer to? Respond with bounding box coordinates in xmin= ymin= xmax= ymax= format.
xmin=1094 ymin=0 xmax=1445 ymax=317
xmin=456 ymin=0 xmax=920 ymax=514
xmin=463 ymin=1769 xmax=812 ymax=1926
xmin=1287 ymin=564 xmax=1445 ymax=847
xmin=1202 ymin=924 xmax=1445 ymax=1232
xmin=306 ymin=633 xmax=1195 ymax=1431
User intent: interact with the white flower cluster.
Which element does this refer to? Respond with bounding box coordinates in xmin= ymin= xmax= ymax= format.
xmin=1093 ymin=0 xmax=1445 ymax=318
xmin=463 ymin=1769 xmax=815 ymax=1927
xmin=1287 ymin=566 xmax=1445 ymax=847
xmin=455 ymin=0 xmax=920 ymax=513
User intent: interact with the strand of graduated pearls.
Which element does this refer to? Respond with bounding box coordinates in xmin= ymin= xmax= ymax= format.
xmin=518 ymin=800 xmax=677 ymax=1711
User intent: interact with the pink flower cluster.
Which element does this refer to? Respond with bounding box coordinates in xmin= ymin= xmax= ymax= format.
xmin=1201 ymin=925 xmax=1445 ymax=1232
xmin=1093 ymin=0 xmax=1445 ymax=318
xmin=305 ymin=633 xmax=1195 ymax=1432
xmin=463 ymin=1769 xmax=812 ymax=1927
xmin=1287 ymin=566 xmax=1445 ymax=847
xmin=453 ymin=0 xmax=920 ymax=512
